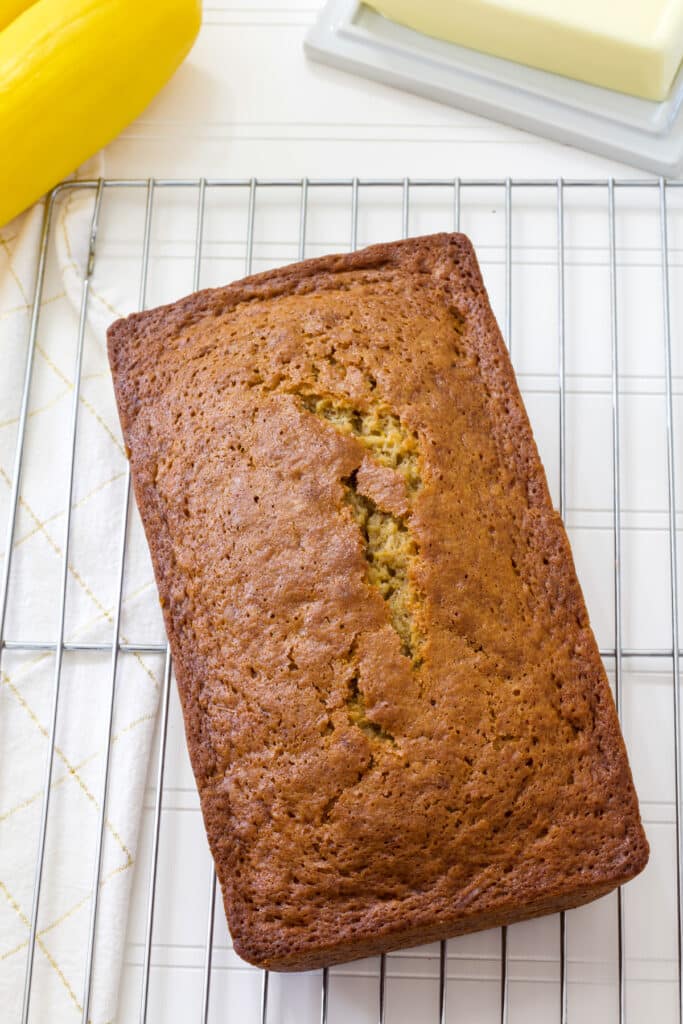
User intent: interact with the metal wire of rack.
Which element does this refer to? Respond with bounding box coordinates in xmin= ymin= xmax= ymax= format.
xmin=2 ymin=176 xmax=683 ymax=1024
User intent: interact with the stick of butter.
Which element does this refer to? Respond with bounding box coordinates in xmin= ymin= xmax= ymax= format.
xmin=366 ymin=0 xmax=683 ymax=101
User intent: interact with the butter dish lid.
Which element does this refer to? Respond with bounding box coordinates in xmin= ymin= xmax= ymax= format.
xmin=305 ymin=0 xmax=683 ymax=176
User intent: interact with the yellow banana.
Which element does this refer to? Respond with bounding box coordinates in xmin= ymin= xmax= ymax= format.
xmin=0 ymin=1 xmax=35 ymax=32
xmin=0 ymin=0 xmax=201 ymax=225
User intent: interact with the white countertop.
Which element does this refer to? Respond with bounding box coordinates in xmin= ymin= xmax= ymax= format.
xmin=104 ymin=0 xmax=647 ymax=182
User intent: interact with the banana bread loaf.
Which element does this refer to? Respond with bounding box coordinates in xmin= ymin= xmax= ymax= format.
xmin=107 ymin=233 xmax=648 ymax=971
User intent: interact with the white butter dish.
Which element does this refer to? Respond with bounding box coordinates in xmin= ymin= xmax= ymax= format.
xmin=304 ymin=0 xmax=683 ymax=176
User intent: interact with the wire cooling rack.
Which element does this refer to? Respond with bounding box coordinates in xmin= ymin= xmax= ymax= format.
xmin=2 ymin=176 xmax=683 ymax=1024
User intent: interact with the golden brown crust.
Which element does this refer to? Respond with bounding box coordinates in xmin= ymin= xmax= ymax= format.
xmin=108 ymin=233 xmax=648 ymax=972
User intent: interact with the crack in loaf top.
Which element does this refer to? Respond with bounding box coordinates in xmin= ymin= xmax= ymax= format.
xmin=107 ymin=233 xmax=648 ymax=971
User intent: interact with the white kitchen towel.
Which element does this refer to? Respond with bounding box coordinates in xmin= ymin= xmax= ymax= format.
xmin=0 ymin=158 xmax=164 ymax=1023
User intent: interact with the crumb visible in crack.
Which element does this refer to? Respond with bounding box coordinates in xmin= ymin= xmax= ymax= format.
xmin=299 ymin=393 xmax=421 ymax=493
xmin=343 ymin=470 xmax=423 ymax=664
xmin=296 ymin=389 xmax=424 ymax=663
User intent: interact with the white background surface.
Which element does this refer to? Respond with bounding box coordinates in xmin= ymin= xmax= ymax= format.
xmin=104 ymin=0 xmax=647 ymax=183
xmin=5 ymin=2 xmax=683 ymax=1022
